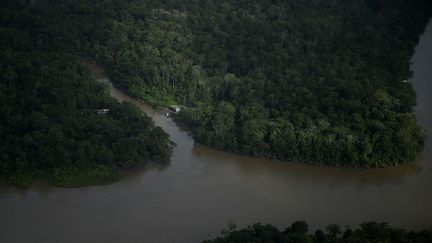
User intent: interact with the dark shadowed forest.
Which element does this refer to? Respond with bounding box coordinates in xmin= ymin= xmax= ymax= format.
xmin=204 ymin=221 xmax=432 ymax=243
xmin=1 ymin=0 xmax=432 ymax=186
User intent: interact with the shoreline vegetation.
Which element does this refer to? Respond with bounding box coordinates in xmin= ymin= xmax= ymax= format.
xmin=73 ymin=0 xmax=430 ymax=167
xmin=204 ymin=221 xmax=432 ymax=243
xmin=71 ymin=0 xmax=431 ymax=167
xmin=1 ymin=1 xmax=432 ymax=186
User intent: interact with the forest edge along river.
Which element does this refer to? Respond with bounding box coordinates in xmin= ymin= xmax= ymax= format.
xmin=1 ymin=22 xmax=432 ymax=243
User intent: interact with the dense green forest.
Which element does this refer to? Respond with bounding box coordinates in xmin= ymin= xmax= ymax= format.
xmin=1 ymin=0 xmax=432 ymax=172
xmin=29 ymin=0 xmax=431 ymax=167
xmin=0 ymin=2 xmax=172 ymax=187
xmin=204 ymin=221 xmax=432 ymax=243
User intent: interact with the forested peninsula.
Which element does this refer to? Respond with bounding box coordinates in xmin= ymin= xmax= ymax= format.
xmin=1 ymin=0 xmax=432 ymax=187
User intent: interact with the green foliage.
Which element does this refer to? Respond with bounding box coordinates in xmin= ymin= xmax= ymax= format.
xmin=129 ymin=85 xmax=177 ymax=109
xmin=0 ymin=3 xmax=173 ymax=186
xmin=1 ymin=0 xmax=431 ymax=170
xmin=204 ymin=221 xmax=432 ymax=243
xmin=35 ymin=0 xmax=430 ymax=167
xmin=49 ymin=166 xmax=121 ymax=187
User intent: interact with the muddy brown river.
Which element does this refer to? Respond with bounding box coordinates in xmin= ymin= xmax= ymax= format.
xmin=1 ymin=23 xmax=432 ymax=243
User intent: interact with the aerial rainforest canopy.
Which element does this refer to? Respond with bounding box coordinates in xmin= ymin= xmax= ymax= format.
xmin=1 ymin=0 xmax=432 ymax=188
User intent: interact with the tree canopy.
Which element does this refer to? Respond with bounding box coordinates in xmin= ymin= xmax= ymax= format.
xmin=1 ymin=0 xmax=432 ymax=173
xmin=204 ymin=221 xmax=432 ymax=243
xmin=59 ymin=0 xmax=431 ymax=167
xmin=0 ymin=2 xmax=172 ymax=187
